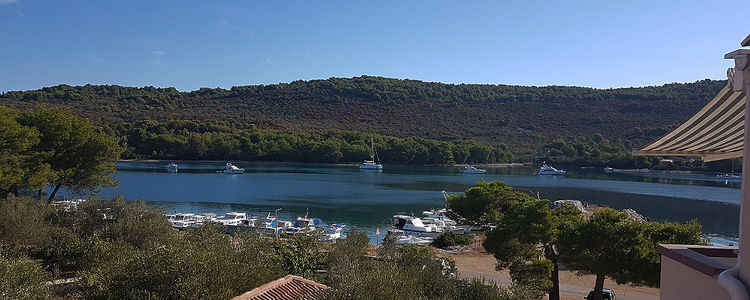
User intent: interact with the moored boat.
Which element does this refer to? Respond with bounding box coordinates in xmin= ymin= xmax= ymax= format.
xmin=459 ymin=166 xmax=486 ymax=174
xmin=221 ymin=162 xmax=245 ymax=174
xmin=537 ymin=164 xmax=565 ymax=175
xmin=360 ymin=138 xmax=383 ymax=170
xmin=166 ymin=163 xmax=178 ymax=173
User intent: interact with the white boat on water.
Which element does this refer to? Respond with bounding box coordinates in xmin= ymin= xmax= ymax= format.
xmin=459 ymin=166 xmax=486 ymax=174
xmin=166 ymin=163 xmax=178 ymax=173
xmin=323 ymin=224 xmax=346 ymax=241
xmin=260 ymin=214 xmax=293 ymax=235
xmin=215 ymin=212 xmax=251 ymax=226
xmin=360 ymin=138 xmax=383 ymax=170
xmin=392 ymin=215 xmax=442 ymax=237
xmin=285 ymin=214 xmax=322 ymax=235
xmin=538 ymin=164 xmax=566 ymax=175
xmin=396 ymin=235 xmax=433 ymax=246
xmin=717 ymin=173 xmax=742 ymax=181
xmin=222 ymin=162 xmax=245 ymax=174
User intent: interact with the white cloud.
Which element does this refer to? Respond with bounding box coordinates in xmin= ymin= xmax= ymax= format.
xmin=152 ymin=50 xmax=165 ymax=56
xmin=88 ymin=54 xmax=104 ymax=64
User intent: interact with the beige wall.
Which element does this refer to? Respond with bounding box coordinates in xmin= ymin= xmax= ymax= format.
xmin=660 ymin=256 xmax=729 ymax=300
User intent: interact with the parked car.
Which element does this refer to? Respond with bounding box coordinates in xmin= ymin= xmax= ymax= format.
xmin=584 ymin=288 xmax=616 ymax=300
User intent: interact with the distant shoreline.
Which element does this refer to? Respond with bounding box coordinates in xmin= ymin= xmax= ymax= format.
xmin=117 ymin=159 xmax=531 ymax=168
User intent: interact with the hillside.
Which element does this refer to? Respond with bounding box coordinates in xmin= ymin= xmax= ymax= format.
xmin=0 ymin=76 xmax=725 ymax=153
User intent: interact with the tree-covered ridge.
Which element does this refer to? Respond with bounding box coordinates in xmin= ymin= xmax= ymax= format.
xmin=116 ymin=120 xmax=512 ymax=164
xmin=3 ymin=76 xmax=725 ymax=103
xmin=0 ymin=76 xmax=726 ymax=153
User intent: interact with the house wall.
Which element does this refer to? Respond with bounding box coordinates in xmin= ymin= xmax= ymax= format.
xmin=660 ymin=256 xmax=730 ymax=300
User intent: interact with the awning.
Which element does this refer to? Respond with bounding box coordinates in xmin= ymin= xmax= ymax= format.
xmin=638 ymin=83 xmax=747 ymax=162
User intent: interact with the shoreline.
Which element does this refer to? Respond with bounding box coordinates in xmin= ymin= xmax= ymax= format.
xmin=117 ymin=159 xmax=531 ymax=168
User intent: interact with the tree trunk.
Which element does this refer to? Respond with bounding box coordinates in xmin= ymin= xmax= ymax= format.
xmin=592 ymin=273 xmax=605 ymax=300
xmin=48 ymin=184 xmax=61 ymax=202
xmin=544 ymin=244 xmax=560 ymax=300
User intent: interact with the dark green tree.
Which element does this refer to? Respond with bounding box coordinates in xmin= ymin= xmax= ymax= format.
xmin=18 ymin=108 xmax=122 ymax=201
xmin=557 ymin=208 xmax=703 ymax=300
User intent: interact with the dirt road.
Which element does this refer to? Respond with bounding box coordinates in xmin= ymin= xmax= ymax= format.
xmin=447 ymin=250 xmax=659 ymax=300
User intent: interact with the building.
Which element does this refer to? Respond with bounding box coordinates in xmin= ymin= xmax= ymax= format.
xmin=638 ymin=34 xmax=750 ymax=300
xmin=232 ymin=275 xmax=329 ymax=300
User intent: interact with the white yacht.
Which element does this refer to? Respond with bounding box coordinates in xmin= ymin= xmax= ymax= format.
xmin=214 ymin=212 xmax=250 ymax=226
xmin=537 ymin=164 xmax=566 ymax=175
xmin=166 ymin=163 xmax=178 ymax=173
xmin=222 ymin=162 xmax=245 ymax=174
xmin=285 ymin=214 xmax=322 ymax=235
xmin=360 ymin=138 xmax=383 ymax=170
xmin=459 ymin=166 xmax=486 ymax=174
xmin=260 ymin=214 xmax=293 ymax=235
xmin=396 ymin=235 xmax=433 ymax=246
xmin=323 ymin=224 xmax=346 ymax=241
xmin=392 ymin=215 xmax=442 ymax=237
xmin=717 ymin=173 xmax=742 ymax=181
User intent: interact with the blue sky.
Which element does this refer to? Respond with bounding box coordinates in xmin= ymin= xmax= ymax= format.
xmin=0 ymin=0 xmax=747 ymax=91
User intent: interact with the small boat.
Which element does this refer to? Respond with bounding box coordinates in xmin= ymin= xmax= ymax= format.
xmin=538 ymin=164 xmax=566 ymax=176
xmin=166 ymin=163 xmax=178 ymax=173
xmin=285 ymin=214 xmax=322 ymax=235
xmin=604 ymin=167 xmax=614 ymax=174
xmin=323 ymin=224 xmax=346 ymax=241
xmin=360 ymin=138 xmax=383 ymax=170
xmin=260 ymin=214 xmax=293 ymax=235
xmin=214 ymin=212 xmax=251 ymax=226
xmin=459 ymin=166 xmax=486 ymax=174
xmin=392 ymin=215 xmax=442 ymax=237
xmin=221 ymin=162 xmax=245 ymax=174
xmin=717 ymin=173 xmax=742 ymax=181
xmin=396 ymin=235 xmax=433 ymax=246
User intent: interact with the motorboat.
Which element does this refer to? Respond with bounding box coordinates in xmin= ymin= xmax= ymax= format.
xmin=603 ymin=167 xmax=614 ymax=174
xmin=222 ymin=162 xmax=245 ymax=174
xmin=396 ymin=235 xmax=433 ymax=246
xmin=285 ymin=214 xmax=322 ymax=235
xmin=537 ymin=164 xmax=565 ymax=175
xmin=360 ymin=138 xmax=383 ymax=170
xmin=169 ymin=213 xmax=199 ymax=229
xmin=717 ymin=173 xmax=742 ymax=181
xmin=421 ymin=209 xmax=457 ymax=226
xmin=323 ymin=224 xmax=346 ymax=241
xmin=392 ymin=215 xmax=442 ymax=237
xmin=50 ymin=198 xmax=85 ymax=212
xmin=260 ymin=214 xmax=293 ymax=235
xmin=166 ymin=163 xmax=178 ymax=173
xmin=214 ymin=212 xmax=250 ymax=226
xmin=459 ymin=166 xmax=486 ymax=174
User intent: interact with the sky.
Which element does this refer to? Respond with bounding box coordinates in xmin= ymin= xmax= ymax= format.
xmin=0 ymin=0 xmax=747 ymax=92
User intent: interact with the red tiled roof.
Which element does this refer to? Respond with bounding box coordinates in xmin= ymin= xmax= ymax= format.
xmin=232 ymin=275 xmax=328 ymax=300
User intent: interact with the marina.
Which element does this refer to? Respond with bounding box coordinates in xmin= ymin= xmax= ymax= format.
xmin=100 ymin=161 xmax=742 ymax=245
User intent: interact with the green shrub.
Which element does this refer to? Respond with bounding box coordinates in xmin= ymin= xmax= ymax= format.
xmin=0 ymin=256 xmax=51 ymax=299
xmin=432 ymin=231 xmax=473 ymax=248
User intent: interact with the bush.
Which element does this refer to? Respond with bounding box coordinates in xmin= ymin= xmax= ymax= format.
xmin=432 ymin=231 xmax=473 ymax=248
xmin=0 ymin=256 xmax=51 ymax=299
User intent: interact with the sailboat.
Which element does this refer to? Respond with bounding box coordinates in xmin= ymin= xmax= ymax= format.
xmin=360 ymin=138 xmax=383 ymax=170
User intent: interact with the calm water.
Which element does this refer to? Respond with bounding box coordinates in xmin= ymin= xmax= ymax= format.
xmin=101 ymin=162 xmax=742 ymax=244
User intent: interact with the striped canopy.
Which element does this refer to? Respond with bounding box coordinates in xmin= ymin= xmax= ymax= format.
xmin=639 ymin=83 xmax=747 ymax=162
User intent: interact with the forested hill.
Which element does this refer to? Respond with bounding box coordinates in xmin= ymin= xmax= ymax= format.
xmin=0 ymin=76 xmax=725 ymax=152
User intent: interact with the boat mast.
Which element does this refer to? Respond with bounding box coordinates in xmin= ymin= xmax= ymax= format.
xmin=371 ymin=137 xmax=380 ymax=164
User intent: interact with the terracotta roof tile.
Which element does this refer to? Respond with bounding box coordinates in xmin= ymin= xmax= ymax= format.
xmin=232 ymin=275 xmax=328 ymax=300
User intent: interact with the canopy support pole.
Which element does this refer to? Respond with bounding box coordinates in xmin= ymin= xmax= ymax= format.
xmin=726 ymin=43 xmax=750 ymax=294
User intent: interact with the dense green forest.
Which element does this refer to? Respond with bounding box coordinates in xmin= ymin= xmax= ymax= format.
xmin=115 ymin=120 xmax=512 ymax=164
xmin=0 ymin=76 xmax=726 ymax=157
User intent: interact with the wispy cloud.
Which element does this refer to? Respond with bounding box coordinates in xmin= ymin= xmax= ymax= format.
xmin=261 ymin=58 xmax=275 ymax=65
xmin=151 ymin=50 xmax=165 ymax=56
xmin=0 ymin=0 xmax=18 ymax=4
xmin=88 ymin=54 xmax=105 ymax=64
